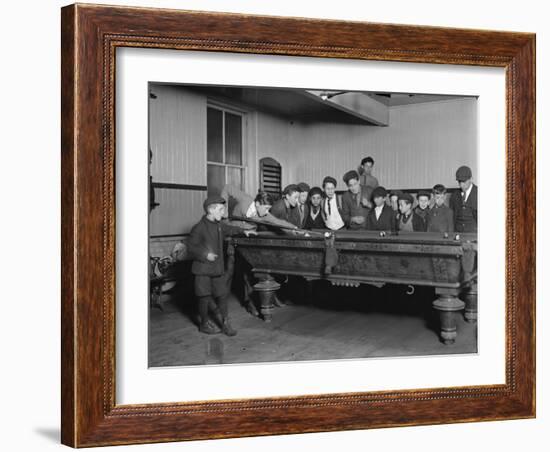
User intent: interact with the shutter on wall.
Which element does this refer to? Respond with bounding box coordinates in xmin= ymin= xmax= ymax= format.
xmin=259 ymin=157 xmax=282 ymax=200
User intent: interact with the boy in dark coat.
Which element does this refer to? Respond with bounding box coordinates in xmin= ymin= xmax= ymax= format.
xmin=427 ymin=184 xmax=454 ymax=233
xmin=397 ymin=192 xmax=426 ymax=232
xmin=188 ymin=195 xmax=255 ymax=335
xmin=449 ymin=165 xmax=478 ymax=233
xmin=304 ymin=186 xmax=326 ymax=229
xmin=413 ymin=190 xmax=431 ymax=230
xmin=366 ymin=186 xmax=396 ymax=232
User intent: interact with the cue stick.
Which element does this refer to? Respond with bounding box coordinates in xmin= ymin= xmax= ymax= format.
xmin=228 ymin=216 xmax=329 ymax=238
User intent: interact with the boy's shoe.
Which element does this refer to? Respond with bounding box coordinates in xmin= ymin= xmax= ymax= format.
xmin=199 ymin=320 xmax=221 ymax=335
xmin=222 ymin=318 xmax=237 ymax=337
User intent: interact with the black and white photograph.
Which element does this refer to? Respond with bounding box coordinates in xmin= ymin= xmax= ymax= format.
xmin=148 ymin=83 xmax=478 ymax=367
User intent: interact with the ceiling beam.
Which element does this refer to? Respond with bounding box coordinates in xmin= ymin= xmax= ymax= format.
xmin=303 ymin=90 xmax=389 ymax=126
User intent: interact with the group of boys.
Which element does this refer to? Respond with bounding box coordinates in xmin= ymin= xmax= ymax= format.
xmin=186 ymin=157 xmax=478 ymax=335
xmin=262 ymin=158 xmax=477 ymax=235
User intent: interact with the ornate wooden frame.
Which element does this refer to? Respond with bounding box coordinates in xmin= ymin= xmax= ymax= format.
xmin=61 ymin=3 xmax=535 ymax=447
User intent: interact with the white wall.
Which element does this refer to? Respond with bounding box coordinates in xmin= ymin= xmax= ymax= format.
xmin=290 ymin=98 xmax=477 ymax=190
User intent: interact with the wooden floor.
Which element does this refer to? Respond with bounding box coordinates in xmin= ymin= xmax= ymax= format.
xmin=149 ymin=282 xmax=477 ymax=367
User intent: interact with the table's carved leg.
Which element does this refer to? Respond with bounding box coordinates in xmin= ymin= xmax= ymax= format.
xmin=433 ymin=288 xmax=465 ymax=344
xmin=463 ymin=282 xmax=478 ymax=323
xmin=253 ymin=277 xmax=281 ymax=322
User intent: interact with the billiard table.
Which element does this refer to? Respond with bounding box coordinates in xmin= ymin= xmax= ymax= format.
xmin=227 ymin=230 xmax=477 ymax=344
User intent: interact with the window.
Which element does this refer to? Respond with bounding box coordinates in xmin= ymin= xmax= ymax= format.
xmin=206 ymin=105 xmax=245 ymax=195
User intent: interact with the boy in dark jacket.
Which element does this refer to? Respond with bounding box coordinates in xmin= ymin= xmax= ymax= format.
xmin=397 ymin=192 xmax=426 ymax=232
xmin=413 ymin=190 xmax=431 ymax=230
xmin=427 ymin=184 xmax=454 ymax=233
xmin=188 ymin=195 xmax=255 ymax=335
xmin=366 ymin=186 xmax=396 ymax=232
xmin=304 ymin=186 xmax=326 ymax=229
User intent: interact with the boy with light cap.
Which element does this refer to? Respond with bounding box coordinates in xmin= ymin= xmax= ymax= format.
xmin=449 ymin=165 xmax=478 ymax=233
xmin=187 ymin=195 xmax=256 ymax=335
xmin=341 ymin=170 xmax=373 ymax=230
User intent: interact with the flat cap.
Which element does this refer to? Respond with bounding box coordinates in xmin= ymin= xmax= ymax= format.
xmin=456 ymin=165 xmax=473 ymax=181
xmin=343 ymin=170 xmax=360 ymax=185
xmin=398 ymin=192 xmax=414 ymax=204
xmin=282 ymin=184 xmax=299 ymax=196
xmin=322 ymin=176 xmax=337 ymax=187
xmin=203 ymin=195 xmax=226 ymax=211
xmin=417 ymin=190 xmax=431 ymax=199
xmin=297 ymin=182 xmax=311 ymax=193
xmin=308 ymin=186 xmax=323 ymax=197
xmin=371 ymin=186 xmax=387 ymax=199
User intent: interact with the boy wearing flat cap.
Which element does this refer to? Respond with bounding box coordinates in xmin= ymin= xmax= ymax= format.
xmin=449 ymin=165 xmax=478 ymax=233
xmin=188 ymin=195 xmax=255 ymax=335
xmin=366 ymin=186 xmax=396 ymax=231
xmin=304 ymin=186 xmax=326 ymax=230
xmin=397 ymin=192 xmax=426 ymax=232
xmin=427 ymin=184 xmax=454 ymax=233
xmin=270 ymin=184 xmax=302 ymax=228
xmin=341 ymin=170 xmax=373 ymax=230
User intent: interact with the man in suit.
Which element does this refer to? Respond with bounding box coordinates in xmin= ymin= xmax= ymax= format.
xmin=341 ymin=170 xmax=373 ymax=230
xmin=449 ymin=166 xmax=478 ymax=233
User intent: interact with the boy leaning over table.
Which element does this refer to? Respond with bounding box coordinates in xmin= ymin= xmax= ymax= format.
xmin=187 ymin=195 xmax=256 ymax=336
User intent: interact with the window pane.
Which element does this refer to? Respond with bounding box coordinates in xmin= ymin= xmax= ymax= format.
xmin=225 ymin=112 xmax=242 ymax=165
xmin=207 ymin=108 xmax=223 ymax=163
xmin=226 ymin=167 xmax=243 ymax=190
xmin=207 ymin=164 xmax=225 ymax=196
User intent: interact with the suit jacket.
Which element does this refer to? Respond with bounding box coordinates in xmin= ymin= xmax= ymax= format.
xmin=187 ymin=215 xmax=243 ymax=276
xmin=449 ymin=184 xmax=478 ymax=232
xmin=296 ymin=202 xmax=310 ymax=228
xmin=341 ymin=186 xmax=373 ymax=230
xmin=303 ymin=206 xmax=326 ymax=230
xmin=366 ymin=204 xmax=396 ymax=232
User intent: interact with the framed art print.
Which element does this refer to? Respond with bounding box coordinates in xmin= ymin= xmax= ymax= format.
xmin=61 ymin=3 xmax=535 ymax=447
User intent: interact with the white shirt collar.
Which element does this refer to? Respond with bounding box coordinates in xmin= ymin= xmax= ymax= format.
xmin=463 ymin=184 xmax=473 ymax=202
